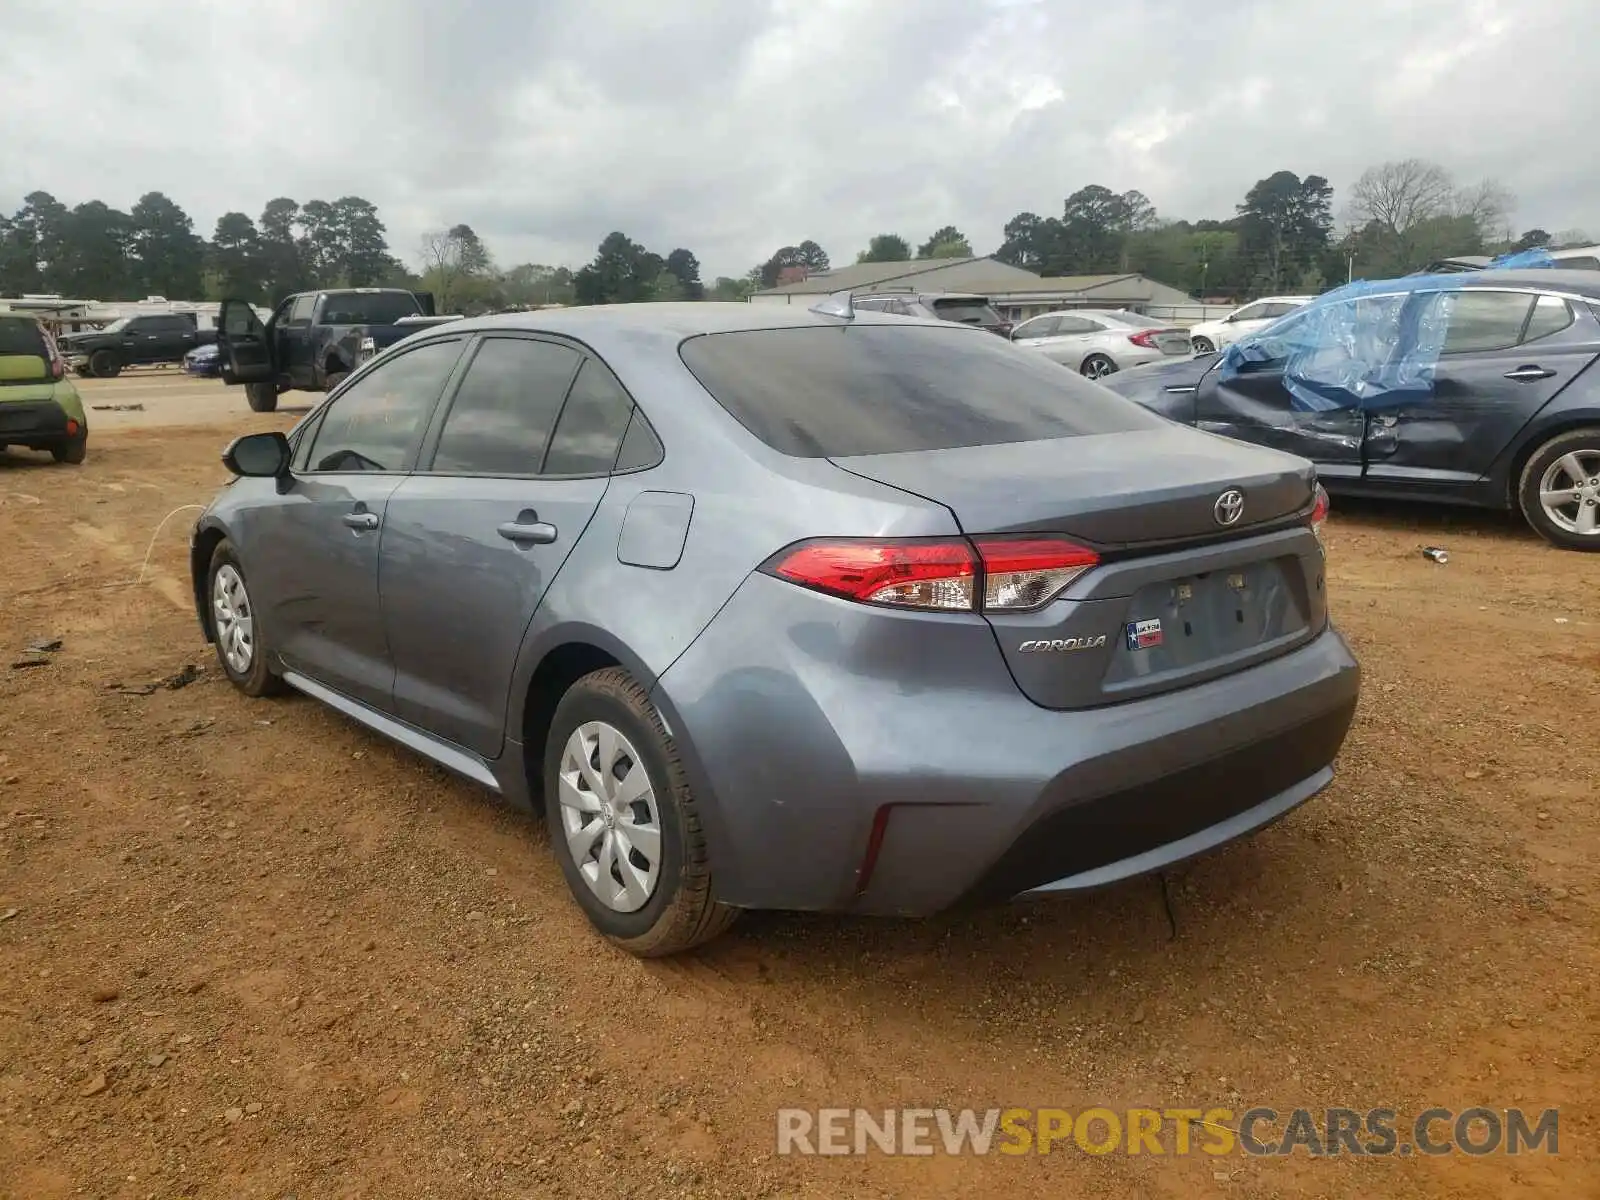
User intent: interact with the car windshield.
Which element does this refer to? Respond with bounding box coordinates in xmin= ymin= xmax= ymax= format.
xmin=320 ymin=292 xmax=422 ymax=324
xmin=679 ymin=324 xmax=1164 ymax=458
xmin=930 ymin=298 xmax=1003 ymax=325
xmin=99 ymin=318 xmax=129 ymax=333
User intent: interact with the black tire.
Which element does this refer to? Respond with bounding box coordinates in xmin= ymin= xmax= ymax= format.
xmin=543 ymin=667 xmax=738 ymax=957
xmin=206 ymin=539 xmax=284 ymax=696
xmin=1517 ymin=426 xmax=1600 ymax=551
xmin=1191 ymin=336 xmax=1215 ymax=354
xmin=245 ymin=381 xmax=279 ymax=413
xmin=323 ymin=370 xmax=349 ymax=393
xmin=89 ymin=349 xmax=121 ymax=378
xmin=1080 ymin=353 xmax=1118 ymax=379
xmin=51 ymin=435 xmax=87 ymax=465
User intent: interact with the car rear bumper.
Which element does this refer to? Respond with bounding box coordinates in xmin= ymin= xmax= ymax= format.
xmin=653 ymin=572 xmax=1360 ymax=916
xmin=0 ymin=399 xmax=80 ymax=445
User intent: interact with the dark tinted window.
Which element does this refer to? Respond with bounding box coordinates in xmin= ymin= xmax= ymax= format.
xmin=679 ymin=325 xmax=1164 ymax=458
xmin=614 ymin=411 xmax=665 ymax=472
xmin=1522 ymin=295 xmax=1574 ymax=343
xmin=1554 ymin=256 xmax=1600 ymax=271
xmin=1055 ymin=316 xmax=1098 ymax=335
xmin=544 ymin=359 xmax=635 ymax=475
xmin=0 ymin=316 xmax=47 ymax=357
xmin=431 ymin=338 xmax=581 ymax=475
xmin=318 ymin=291 xmax=421 ymax=325
xmin=930 ymin=298 xmax=1002 ymax=325
xmin=1442 ymin=291 xmax=1532 ymax=353
xmin=306 ymin=339 xmax=462 ymax=472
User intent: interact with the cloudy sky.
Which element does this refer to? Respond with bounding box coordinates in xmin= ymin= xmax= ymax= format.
xmin=3 ymin=0 xmax=1594 ymax=279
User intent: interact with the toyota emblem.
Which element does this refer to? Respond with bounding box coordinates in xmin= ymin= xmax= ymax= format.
xmin=1213 ymin=489 xmax=1245 ymax=526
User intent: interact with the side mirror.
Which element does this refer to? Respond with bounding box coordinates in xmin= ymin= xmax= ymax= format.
xmin=222 ymin=431 xmax=291 ymax=478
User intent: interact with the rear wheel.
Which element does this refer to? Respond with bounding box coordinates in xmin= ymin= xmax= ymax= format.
xmin=51 ymin=434 xmax=86 ymax=465
xmin=1191 ymin=335 xmax=1215 ymax=354
xmin=245 ymin=382 xmax=279 ymax=413
xmin=1518 ymin=427 xmax=1600 ymax=550
xmin=544 ymin=667 xmax=738 ymax=957
xmin=89 ymin=349 xmax=121 ymax=378
xmin=1080 ymin=353 xmax=1118 ymax=379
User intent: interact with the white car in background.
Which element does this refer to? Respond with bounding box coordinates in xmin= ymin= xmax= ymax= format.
xmin=1186 ymin=295 xmax=1313 ymax=354
xmin=1008 ymin=308 xmax=1192 ymax=378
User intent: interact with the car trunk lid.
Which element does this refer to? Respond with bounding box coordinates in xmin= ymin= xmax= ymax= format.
xmin=830 ymin=425 xmax=1314 ymax=546
xmin=831 ymin=429 xmax=1326 ymax=708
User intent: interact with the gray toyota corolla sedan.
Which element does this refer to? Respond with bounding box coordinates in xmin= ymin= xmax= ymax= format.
xmin=194 ymin=296 xmax=1360 ymax=957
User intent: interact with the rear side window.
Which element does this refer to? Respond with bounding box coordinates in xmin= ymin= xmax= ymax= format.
xmin=0 ymin=317 xmax=47 ymax=357
xmin=1522 ymin=294 xmax=1574 ymax=343
xmin=930 ymin=298 xmax=1001 ymax=325
xmin=543 ymin=359 xmax=635 ymax=476
xmin=679 ymin=325 xmax=1165 ymax=458
xmin=431 ymin=337 xmax=581 ymax=475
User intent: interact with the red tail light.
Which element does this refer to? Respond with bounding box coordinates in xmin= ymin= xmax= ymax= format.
xmin=43 ymin=330 xmax=66 ymax=379
xmin=1127 ymin=330 xmax=1158 ymax=349
xmin=1310 ymin=483 xmax=1330 ymax=540
xmin=765 ymin=536 xmax=1099 ymax=613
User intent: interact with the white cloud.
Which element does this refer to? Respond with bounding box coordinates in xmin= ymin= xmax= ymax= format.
xmin=1 ymin=0 xmax=1595 ymax=280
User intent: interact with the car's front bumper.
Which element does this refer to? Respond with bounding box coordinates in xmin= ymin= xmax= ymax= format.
xmin=653 ymin=572 xmax=1360 ymax=916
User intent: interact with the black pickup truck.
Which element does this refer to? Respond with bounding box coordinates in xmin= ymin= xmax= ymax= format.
xmin=215 ymin=288 xmax=461 ymax=412
xmin=58 ymin=313 xmax=216 ymax=378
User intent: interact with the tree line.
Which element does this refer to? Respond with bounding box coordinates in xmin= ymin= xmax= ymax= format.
xmin=1 ymin=159 xmax=1587 ymax=313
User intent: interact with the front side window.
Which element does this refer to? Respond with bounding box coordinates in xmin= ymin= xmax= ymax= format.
xmin=430 ymin=337 xmax=581 ymax=475
xmin=305 ymin=339 xmax=463 ymax=472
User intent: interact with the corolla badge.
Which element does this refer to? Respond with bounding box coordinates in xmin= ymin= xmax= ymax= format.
xmin=1213 ymin=488 xmax=1245 ymax=526
xmin=1018 ymin=636 xmax=1107 ymax=653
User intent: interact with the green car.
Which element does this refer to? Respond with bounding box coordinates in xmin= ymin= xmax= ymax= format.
xmin=0 ymin=313 xmax=88 ymax=464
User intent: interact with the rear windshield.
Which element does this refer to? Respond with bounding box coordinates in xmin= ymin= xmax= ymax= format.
xmin=678 ymin=325 xmax=1164 ymax=458
xmin=0 ymin=316 xmax=47 ymax=357
xmin=930 ymin=298 xmax=1002 ymax=325
xmin=319 ymin=292 xmax=422 ymax=325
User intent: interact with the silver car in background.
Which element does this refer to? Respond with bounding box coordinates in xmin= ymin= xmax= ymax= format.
xmin=1010 ymin=308 xmax=1193 ymax=378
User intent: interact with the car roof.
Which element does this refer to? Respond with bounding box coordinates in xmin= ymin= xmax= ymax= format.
xmin=433 ymin=301 xmax=953 ymax=348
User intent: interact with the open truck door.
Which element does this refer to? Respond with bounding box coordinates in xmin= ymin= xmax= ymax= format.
xmin=217 ymin=299 xmax=282 ymax=413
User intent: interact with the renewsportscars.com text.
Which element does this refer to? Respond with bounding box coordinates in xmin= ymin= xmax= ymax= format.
xmin=776 ymin=1106 xmax=1559 ymax=1157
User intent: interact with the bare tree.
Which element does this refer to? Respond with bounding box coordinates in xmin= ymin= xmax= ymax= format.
xmin=1349 ymin=158 xmax=1457 ymax=236
xmin=1452 ymin=178 xmax=1516 ymax=242
xmin=418 ymin=229 xmax=464 ymax=312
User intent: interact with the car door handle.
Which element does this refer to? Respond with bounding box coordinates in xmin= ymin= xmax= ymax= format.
xmin=497 ymin=520 xmax=557 ymax=545
xmin=1504 ymin=365 xmax=1556 ymax=382
xmin=341 ymin=511 xmax=379 ymax=530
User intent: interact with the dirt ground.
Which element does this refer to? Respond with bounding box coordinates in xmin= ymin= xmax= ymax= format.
xmin=1 ymin=373 xmax=1595 ymax=1199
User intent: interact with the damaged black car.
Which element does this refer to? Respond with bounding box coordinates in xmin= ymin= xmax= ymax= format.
xmin=1103 ymin=268 xmax=1600 ymax=551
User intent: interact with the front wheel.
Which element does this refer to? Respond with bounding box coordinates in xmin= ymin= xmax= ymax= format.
xmin=244 ymin=381 xmax=279 ymax=413
xmin=207 ymin=540 xmax=284 ymax=696
xmin=89 ymin=349 xmax=121 ymax=378
xmin=544 ymin=667 xmax=738 ymax=957
xmin=1191 ymin=336 xmax=1215 ymax=354
xmin=1518 ymin=427 xmax=1600 ymax=550
xmin=1080 ymin=353 xmax=1117 ymax=379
